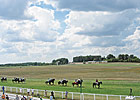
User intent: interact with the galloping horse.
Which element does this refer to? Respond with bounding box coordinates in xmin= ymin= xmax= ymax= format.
xmin=58 ymin=79 xmax=68 ymax=86
xmin=45 ymin=78 xmax=55 ymax=85
xmin=12 ymin=77 xmax=19 ymax=83
xmin=1 ymin=77 xmax=7 ymax=82
xmin=93 ymin=81 xmax=102 ymax=88
xmin=18 ymin=78 xmax=26 ymax=83
xmin=72 ymin=79 xmax=83 ymax=87
xmin=12 ymin=77 xmax=25 ymax=83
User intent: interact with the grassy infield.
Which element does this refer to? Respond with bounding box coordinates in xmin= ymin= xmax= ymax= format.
xmin=0 ymin=63 xmax=140 ymax=99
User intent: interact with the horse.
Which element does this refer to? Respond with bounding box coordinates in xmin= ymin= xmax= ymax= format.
xmin=72 ymin=79 xmax=83 ymax=87
xmin=1 ymin=77 xmax=7 ymax=82
xmin=45 ymin=78 xmax=55 ymax=85
xmin=93 ymin=81 xmax=102 ymax=88
xmin=58 ymin=79 xmax=68 ymax=86
xmin=12 ymin=77 xmax=19 ymax=83
xmin=18 ymin=78 xmax=26 ymax=83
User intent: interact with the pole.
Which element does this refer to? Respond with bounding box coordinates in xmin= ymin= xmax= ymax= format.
xmin=80 ymin=84 xmax=82 ymax=100
xmin=80 ymin=84 xmax=82 ymax=93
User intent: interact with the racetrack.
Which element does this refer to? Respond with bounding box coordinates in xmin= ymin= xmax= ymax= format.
xmin=0 ymin=63 xmax=140 ymax=96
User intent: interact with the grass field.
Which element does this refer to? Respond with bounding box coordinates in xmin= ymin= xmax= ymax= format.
xmin=0 ymin=63 xmax=140 ymax=96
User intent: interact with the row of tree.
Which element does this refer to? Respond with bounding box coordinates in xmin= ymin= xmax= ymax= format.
xmin=106 ymin=54 xmax=140 ymax=62
xmin=73 ymin=54 xmax=140 ymax=63
xmin=0 ymin=54 xmax=140 ymax=66
xmin=0 ymin=62 xmax=51 ymax=67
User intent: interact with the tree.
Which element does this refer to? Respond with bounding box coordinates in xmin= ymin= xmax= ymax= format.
xmin=52 ymin=58 xmax=69 ymax=65
xmin=106 ymin=54 xmax=115 ymax=59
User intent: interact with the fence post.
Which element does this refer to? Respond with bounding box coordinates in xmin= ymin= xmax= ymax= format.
xmin=23 ymin=88 xmax=24 ymax=94
xmin=120 ymin=95 xmax=121 ymax=100
xmin=10 ymin=87 xmax=12 ymax=92
xmin=94 ymin=94 xmax=96 ymax=100
xmin=106 ymin=95 xmax=108 ymax=100
xmin=83 ymin=93 xmax=84 ymax=100
xmin=62 ymin=91 xmax=63 ymax=99
xmin=16 ymin=88 xmax=18 ymax=93
xmin=44 ymin=90 xmax=45 ymax=97
xmin=5 ymin=86 xmax=7 ymax=92
xmin=72 ymin=92 xmax=73 ymax=100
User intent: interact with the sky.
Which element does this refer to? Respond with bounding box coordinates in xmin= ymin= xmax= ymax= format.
xmin=0 ymin=0 xmax=140 ymax=64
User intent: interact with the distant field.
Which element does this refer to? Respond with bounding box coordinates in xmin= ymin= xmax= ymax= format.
xmin=0 ymin=63 xmax=140 ymax=96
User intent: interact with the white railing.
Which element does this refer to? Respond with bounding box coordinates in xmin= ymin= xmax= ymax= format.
xmin=0 ymin=86 xmax=140 ymax=100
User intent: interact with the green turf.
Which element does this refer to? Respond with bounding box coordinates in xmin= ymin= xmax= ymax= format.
xmin=0 ymin=78 xmax=140 ymax=96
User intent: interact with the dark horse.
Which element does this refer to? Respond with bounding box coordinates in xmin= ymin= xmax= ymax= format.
xmin=12 ymin=78 xmax=25 ymax=83
xmin=1 ymin=77 xmax=7 ymax=82
xmin=18 ymin=78 xmax=26 ymax=83
xmin=58 ymin=79 xmax=68 ymax=86
xmin=93 ymin=81 xmax=102 ymax=88
xmin=45 ymin=78 xmax=55 ymax=85
xmin=12 ymin=77 xmax=19 ymax=83
xmin=72 ymin=79 xmax=83 ymax=87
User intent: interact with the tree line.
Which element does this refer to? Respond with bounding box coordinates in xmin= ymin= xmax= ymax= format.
xmin=0 ymin=62 xmax=51 ymax=67
xmin=0 ymin=54 xmax=140 ymax=67
xmin=73 ymin=54 xmax=140 ymax=63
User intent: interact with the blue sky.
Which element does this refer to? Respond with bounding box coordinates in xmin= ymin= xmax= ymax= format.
xmin=0 ymin=0 xmax=140 ymax=64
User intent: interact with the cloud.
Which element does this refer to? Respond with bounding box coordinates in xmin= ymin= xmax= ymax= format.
xmin=0 ymin=0 xmax=32 ymax=20
xmin=65 ymin=9 xmax=140 ymax=37
xmin=56 ymin=0 xmax=140 ymax=12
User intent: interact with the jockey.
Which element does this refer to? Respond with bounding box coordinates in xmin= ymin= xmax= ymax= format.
xmin=77 ymin=78 xmax=80 ymax=82
xmin=96 ymin=79 xmax=98 ymax=85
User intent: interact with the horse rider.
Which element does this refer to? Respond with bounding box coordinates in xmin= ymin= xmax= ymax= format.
xmin=77 ymin=78 xmax=81 ymax=82
xmin=96 ymin=79 xmax=98 ymax=85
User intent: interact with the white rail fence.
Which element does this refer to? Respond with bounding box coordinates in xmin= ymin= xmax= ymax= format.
xmin=0 ymin=86 xmax=140 ymax=100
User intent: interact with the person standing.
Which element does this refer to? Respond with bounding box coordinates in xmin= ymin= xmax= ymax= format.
xmin=20 ymin=88 xmax=22 ymax=94
xmin=27 ymin=88 xmax=30 ymax=96
xmin=50 ymin=95 xmax=53 ymax=100
xmin=65 ymin=91 xmax=68 ymax=99
xmin=15 ymin=95 xmax=19 ymax=100
xmin=6 ymin=95 xmax=9 ymax=100
xmin=31 ymin=88 xmax=34 ymax=96
xmin=2 ymin=93 xmax=5 ymax=100
xmin=2 ymin=86 xmax=5 ymax=93
xmin=44 ymin=90 xmax=47 ymax=97
xmin=51 ymin=91 xmax=55 ymax=99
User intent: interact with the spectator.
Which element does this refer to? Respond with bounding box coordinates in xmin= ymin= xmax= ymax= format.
xmin=44 ymin=90 xmax=47 ymax=97
xmin=20 ymin=88 xmax=22 ymax=94
xmin=65 ymin=91 xmax=68 ymax=99
xmin=21 ymin=95 xmax=27 ymax=100
xmin=15 ymin=95 xmax=19 ymax=100
xmin=31 ymin=88 xmax=34 ymax=96
xmin=2 ymin=93 xmax=5 ymax=100
xmin=6 ymin=95 xmax=9 ymax=100
xmin=29 ymin=95 xmax=32 ymax=100
xmin=40 ymin=97 xmax=42 ymax=100
xmin=2 ymin=86 xmax=4 ymax=94
xmin=27 ymin=88 xmax=30 ymax=96
xmin=51 ymin=91 xmax=55 ymax=99
xmin=50 ymin=95 xmax=53 ymax=100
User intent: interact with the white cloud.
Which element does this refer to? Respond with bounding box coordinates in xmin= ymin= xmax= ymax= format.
xmin=0 ymin=2 xmax=62 ymax=63
xmin=65 ymin=9 xmax=140 ymax=37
